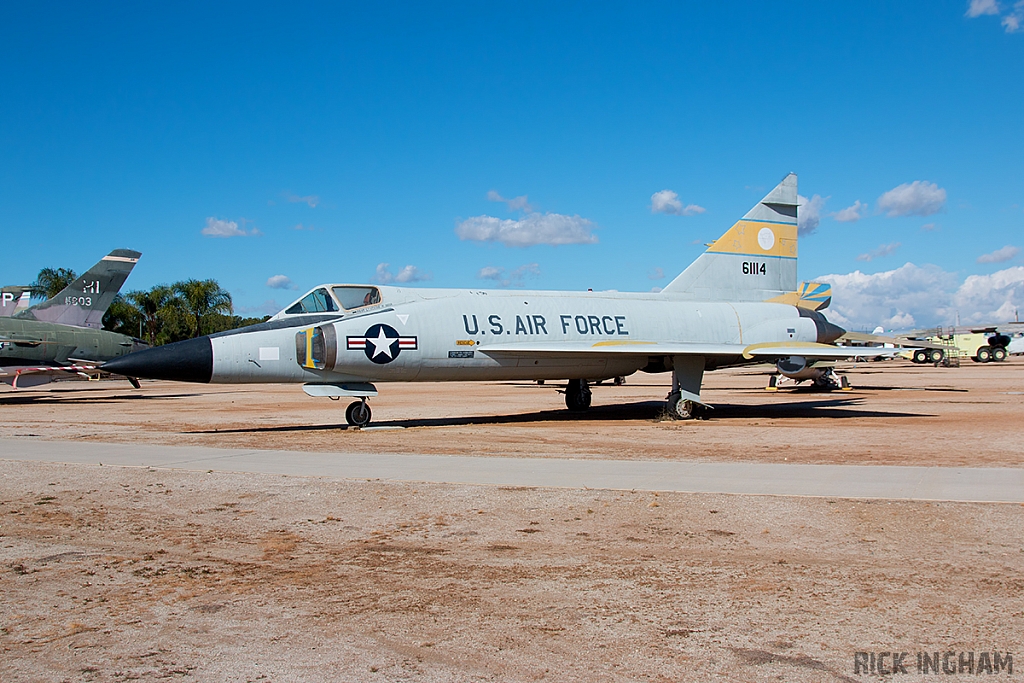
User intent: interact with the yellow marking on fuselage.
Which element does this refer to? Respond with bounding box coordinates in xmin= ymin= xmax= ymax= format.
xmin=591 ymin=340 xmax=657 ymax=347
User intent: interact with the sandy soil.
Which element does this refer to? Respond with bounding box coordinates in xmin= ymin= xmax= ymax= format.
xmin=2 ymin=358 xmax=1023 ymax=681
xmin=2 ymin=462 xmax=1022 ymax=682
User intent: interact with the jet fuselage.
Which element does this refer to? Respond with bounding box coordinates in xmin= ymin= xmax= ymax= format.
xmin=0 ymin=317 xmax=145 ymax=368
xmin=108 ymin=287 xmax=837 ymax=386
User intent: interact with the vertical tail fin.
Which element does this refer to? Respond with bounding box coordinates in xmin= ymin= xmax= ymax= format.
xmin=17 ymin=249 xmax=141 ymax=329
xmin=1 ymin=287 xmax=32 ymax=317
xmin=661 ymin=173 xmax=798 ymax=301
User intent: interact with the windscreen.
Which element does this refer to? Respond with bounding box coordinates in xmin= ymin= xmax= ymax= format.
xmin=285 ymin=288 xmax=339 ymax=315
xmin=332 ymin=286 xmax=381 ymax=310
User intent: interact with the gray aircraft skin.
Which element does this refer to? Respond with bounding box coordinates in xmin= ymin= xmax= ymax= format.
xmin=1 ymin=249 xmax=147 ymax=388
xmin=104 ymin=175 xmax=881 ymax=425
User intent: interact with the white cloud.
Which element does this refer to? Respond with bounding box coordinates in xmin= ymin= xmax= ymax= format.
xmin=1004 ymin=3 xmax=1024 ymax=31
xmin=650 ymin=189 xmax=705 ymax=216
xmin=477 ymin=263 xmax=541 ymax=287
xmin=951 ymin=266 xmax=1024 ymax=323
xmin=877 ymin=181 xmax=947 ymax=217
xmin=648 ymin=267 xmax=664 ymax=280
xmin=816 ymin=263 xmax=1024 ymax=330
xmin=966 ymin=0 xmax=1000 ymax=17
xmin=285 ymin=192 xmax=320 ymax=208
xmin=202 ymin=217 xmax=258 ymax=238
xmin=266 ymin=275 xmax=297 ymax=290
xmin=965 ymin=0 xmax=1024 ymax=31
xmin=373 ymin=263 xmax=432 ymax=284
xmin=857 ymin=242 xmax=902 ymax=262
xmin=817 ymin=263 xmax=959 ymax=330
xmin=478 ymin=266 xmax=504 ymax=280
xmin=797 ymin=194 xmax=827 ymax=236
xmin=832 ymin=200 xmax=867 ymax=223
xmin=487 ymin=190 xmax=534 ymax=212
xmin=456 ymin=213 xmax=598 ymax=247
xmin=921 ymin=223 xmax=938 ymax=232
xmin=977 ymin=245 xmax=1020 ymax=264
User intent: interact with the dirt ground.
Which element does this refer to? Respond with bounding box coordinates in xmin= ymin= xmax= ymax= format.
xmin=1 ymin=358 xmax=1023 ymax=681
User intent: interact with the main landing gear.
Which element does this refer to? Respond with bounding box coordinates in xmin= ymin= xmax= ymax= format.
xmin=564 ymin=379 xmax=592 ymax=412
xmin=345 ymin=398 xmax=372 ymax=427
xmin=665 ymin=391 xmax=699 ymax=419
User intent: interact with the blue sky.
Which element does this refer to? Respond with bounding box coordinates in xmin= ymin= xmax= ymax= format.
xmin=1 ymin=1 xmax=1022 ymax=330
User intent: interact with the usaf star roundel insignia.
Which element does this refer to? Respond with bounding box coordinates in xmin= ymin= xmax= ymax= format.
xmin=346 ymin=324 xmax=418 ymax=364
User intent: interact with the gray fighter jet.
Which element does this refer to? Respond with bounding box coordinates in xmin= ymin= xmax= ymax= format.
xmin=104 ymin=175 xmax=886 ymax=425
xmin=1 ymin=249 xmax=147 ymax=388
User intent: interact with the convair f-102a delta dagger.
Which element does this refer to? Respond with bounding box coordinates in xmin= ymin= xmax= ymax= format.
xmin=104 ymin=174 xmax=881 ymax=426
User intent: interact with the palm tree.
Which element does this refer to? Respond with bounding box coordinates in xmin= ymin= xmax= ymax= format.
xmin=126 ymin=285 xmax=175 ymax=345
xmin=172 ymin=279 xmax=233 ymax=338
xmin=32 ymin=267 xmax=77 ymax=299
xmin=103 ymin=294 xmax=144 ymax=338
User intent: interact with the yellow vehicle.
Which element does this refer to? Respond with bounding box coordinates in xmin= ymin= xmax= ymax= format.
xmin=906 ymin=330 xmax=1011 ymax=364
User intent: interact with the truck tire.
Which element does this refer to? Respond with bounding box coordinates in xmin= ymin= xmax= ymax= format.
xmin=992 ymin=347 xmax=1008 ymax=362
xmin=928 ymin=349 xmax=944 ymax=364
xmin=912 ymin=350 xmax=928 ymax=363
xmin=976 ymin=346 xmax=992 ymax=363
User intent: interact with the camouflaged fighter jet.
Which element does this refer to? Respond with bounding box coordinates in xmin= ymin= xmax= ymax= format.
xmin=104 ymin=174 xmax=885 ymax=426
xmin=1 ymin=249 xmax=147 ymax=388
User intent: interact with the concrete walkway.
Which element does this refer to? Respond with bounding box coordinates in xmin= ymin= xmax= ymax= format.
xmin=1 ymin=438 xmax=1021 ymax=503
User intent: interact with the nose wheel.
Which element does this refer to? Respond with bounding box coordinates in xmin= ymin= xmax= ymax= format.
xmin=345 ymin=399 xmax=372 ymax=427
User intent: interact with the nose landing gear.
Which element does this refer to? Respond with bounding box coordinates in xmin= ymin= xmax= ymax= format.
xmin=345 ymin=398 xmax=372 ymax=427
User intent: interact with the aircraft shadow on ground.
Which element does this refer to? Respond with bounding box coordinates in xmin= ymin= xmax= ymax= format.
xmin=187 ymin=397 xmax=929 ymax=435
xmin=0 ymin=392 xmax=204 ymax=406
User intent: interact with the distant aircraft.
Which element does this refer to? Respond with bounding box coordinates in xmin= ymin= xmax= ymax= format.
xmin=0 ymin=287 xmax=32 ymax=317
xmin=1 ymin=249 xmax=147 ymax=388
xmin=104 ymin=174 xmax=888 ymax=426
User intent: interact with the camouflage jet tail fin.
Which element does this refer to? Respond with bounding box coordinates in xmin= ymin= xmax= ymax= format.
xmin=17 ymin=249 xmax=141 ymax=329
xmin=1 ymin=287 xmax=32 ymax=317
xmin=661 ymin=173 xmax=798 ymax=301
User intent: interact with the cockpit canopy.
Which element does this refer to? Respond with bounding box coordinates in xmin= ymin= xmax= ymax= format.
xmin=282 ymin=285 xmax=382 ymax=316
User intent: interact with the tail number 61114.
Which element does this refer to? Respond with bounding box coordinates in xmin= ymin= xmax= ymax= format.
xmin=742 ymin=262 xmax=766 ymax=275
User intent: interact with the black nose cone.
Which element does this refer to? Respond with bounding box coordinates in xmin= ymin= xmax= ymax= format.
xmin=103 ymin=336 xmax=213 ymax=383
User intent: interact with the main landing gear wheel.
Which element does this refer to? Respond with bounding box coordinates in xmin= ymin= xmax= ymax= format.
xmin=666 ymin=392 xmax=698 ymax=419
xmin=565 ymin=379 xmax=592 ymax=412
xmin=345 ymin=399 xmax=372 ymax=427
xmin=992 ymin=347 xmax=1008 ymax=362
